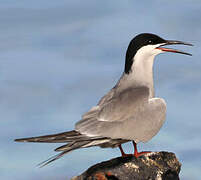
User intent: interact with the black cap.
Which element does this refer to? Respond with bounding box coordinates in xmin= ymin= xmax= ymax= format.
xmin=125 ymin=33 xmax=166 ymax=74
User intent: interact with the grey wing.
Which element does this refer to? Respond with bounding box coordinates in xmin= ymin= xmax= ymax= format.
xmin=79 ymin=87 xmax=116 ymax=122
xmin=76 ymin=86 xmax=166 ymax=143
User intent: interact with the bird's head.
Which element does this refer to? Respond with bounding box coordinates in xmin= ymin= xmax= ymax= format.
xmin=125 ymin=33 xmax=193 ymax=74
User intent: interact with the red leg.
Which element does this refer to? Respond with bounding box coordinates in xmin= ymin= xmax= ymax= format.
xmin=118 ymin=144 xmax=132 ymax=157
xmin=132 ymin=141 xmax=151 ymax=157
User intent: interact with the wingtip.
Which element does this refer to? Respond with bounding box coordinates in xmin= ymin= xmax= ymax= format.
xmin=14 ymin=138 xmax=24 ymax=142
xmin=14 ymin=138 xmax=33 ymax=142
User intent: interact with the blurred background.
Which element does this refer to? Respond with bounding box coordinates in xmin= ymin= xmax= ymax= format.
xmin=0 ymin=0 xmax=200 ymax=179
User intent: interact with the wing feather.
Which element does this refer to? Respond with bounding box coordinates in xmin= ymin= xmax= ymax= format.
xmin=76 ymin=87 xmax=153 ymax=141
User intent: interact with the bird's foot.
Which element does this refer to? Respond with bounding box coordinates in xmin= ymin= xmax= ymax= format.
xmin=134 ymin=151 xmax=152 ymax=158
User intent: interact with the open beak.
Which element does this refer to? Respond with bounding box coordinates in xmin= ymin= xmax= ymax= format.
xmin=156 ymin=40 xmax=193 ymax=56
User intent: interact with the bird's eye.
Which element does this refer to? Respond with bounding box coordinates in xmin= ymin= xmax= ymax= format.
xmin=148 ymin=40 xmax=153 ymax=44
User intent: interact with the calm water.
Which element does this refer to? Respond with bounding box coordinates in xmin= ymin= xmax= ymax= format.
xmin=0 ymin=1 xmax=201 ymax=179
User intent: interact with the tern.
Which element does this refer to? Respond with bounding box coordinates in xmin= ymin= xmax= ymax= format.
xmin=15 ymin=33 xmax=192 ymax=166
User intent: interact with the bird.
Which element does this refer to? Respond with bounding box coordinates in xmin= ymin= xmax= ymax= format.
xmin=15 ymin=33 xmax=192 ymax=167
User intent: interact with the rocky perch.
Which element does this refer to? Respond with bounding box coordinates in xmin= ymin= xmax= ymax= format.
xmin=71 ymin=152 xmax=181 ymax=180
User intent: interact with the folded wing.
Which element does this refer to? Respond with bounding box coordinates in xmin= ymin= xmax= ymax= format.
xmin=76 ymin=86 xmax=166 ymax=143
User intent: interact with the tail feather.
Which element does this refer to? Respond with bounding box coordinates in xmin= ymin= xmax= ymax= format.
xmin=15 ymin=130 xmax=111 ymax=166
xmin=38 ymin=151 xmax=67 ymax=168
xmin=14 ymin=130 xmax=87 ymax=143
xmin=55 ymin=139 xmax=111 ymax=151
xmin=38 ymin=141 xmax=90 ymax=167
xmin=15 ymin=130 xmax=106 ymax=143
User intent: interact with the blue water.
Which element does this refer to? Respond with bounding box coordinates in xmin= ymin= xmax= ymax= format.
xmin=0 ymin=1 xmax=201 ymax=179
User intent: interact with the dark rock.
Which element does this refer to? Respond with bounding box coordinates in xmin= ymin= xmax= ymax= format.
xmin=71 ymin=152 xmax=181 ymax=180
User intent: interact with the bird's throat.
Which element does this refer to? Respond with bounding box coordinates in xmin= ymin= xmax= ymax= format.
xmin=130 ymin=55 xmax=155 ymax=98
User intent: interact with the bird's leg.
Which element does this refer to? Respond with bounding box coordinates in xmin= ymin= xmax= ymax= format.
xmin=119 ymin=144 xmax=126 ymax=156
xmin=132 ymin=141 xmax=151 ymax=157
xmin=118 ymin=144 xmax=132 ymax=157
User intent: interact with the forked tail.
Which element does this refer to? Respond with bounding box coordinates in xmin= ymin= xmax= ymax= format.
xmin=15 ymin=130 xmax=108 ymax=166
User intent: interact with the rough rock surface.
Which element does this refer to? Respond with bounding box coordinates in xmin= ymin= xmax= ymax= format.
xmin=71 ymin=151 xmax=181 ymax=180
